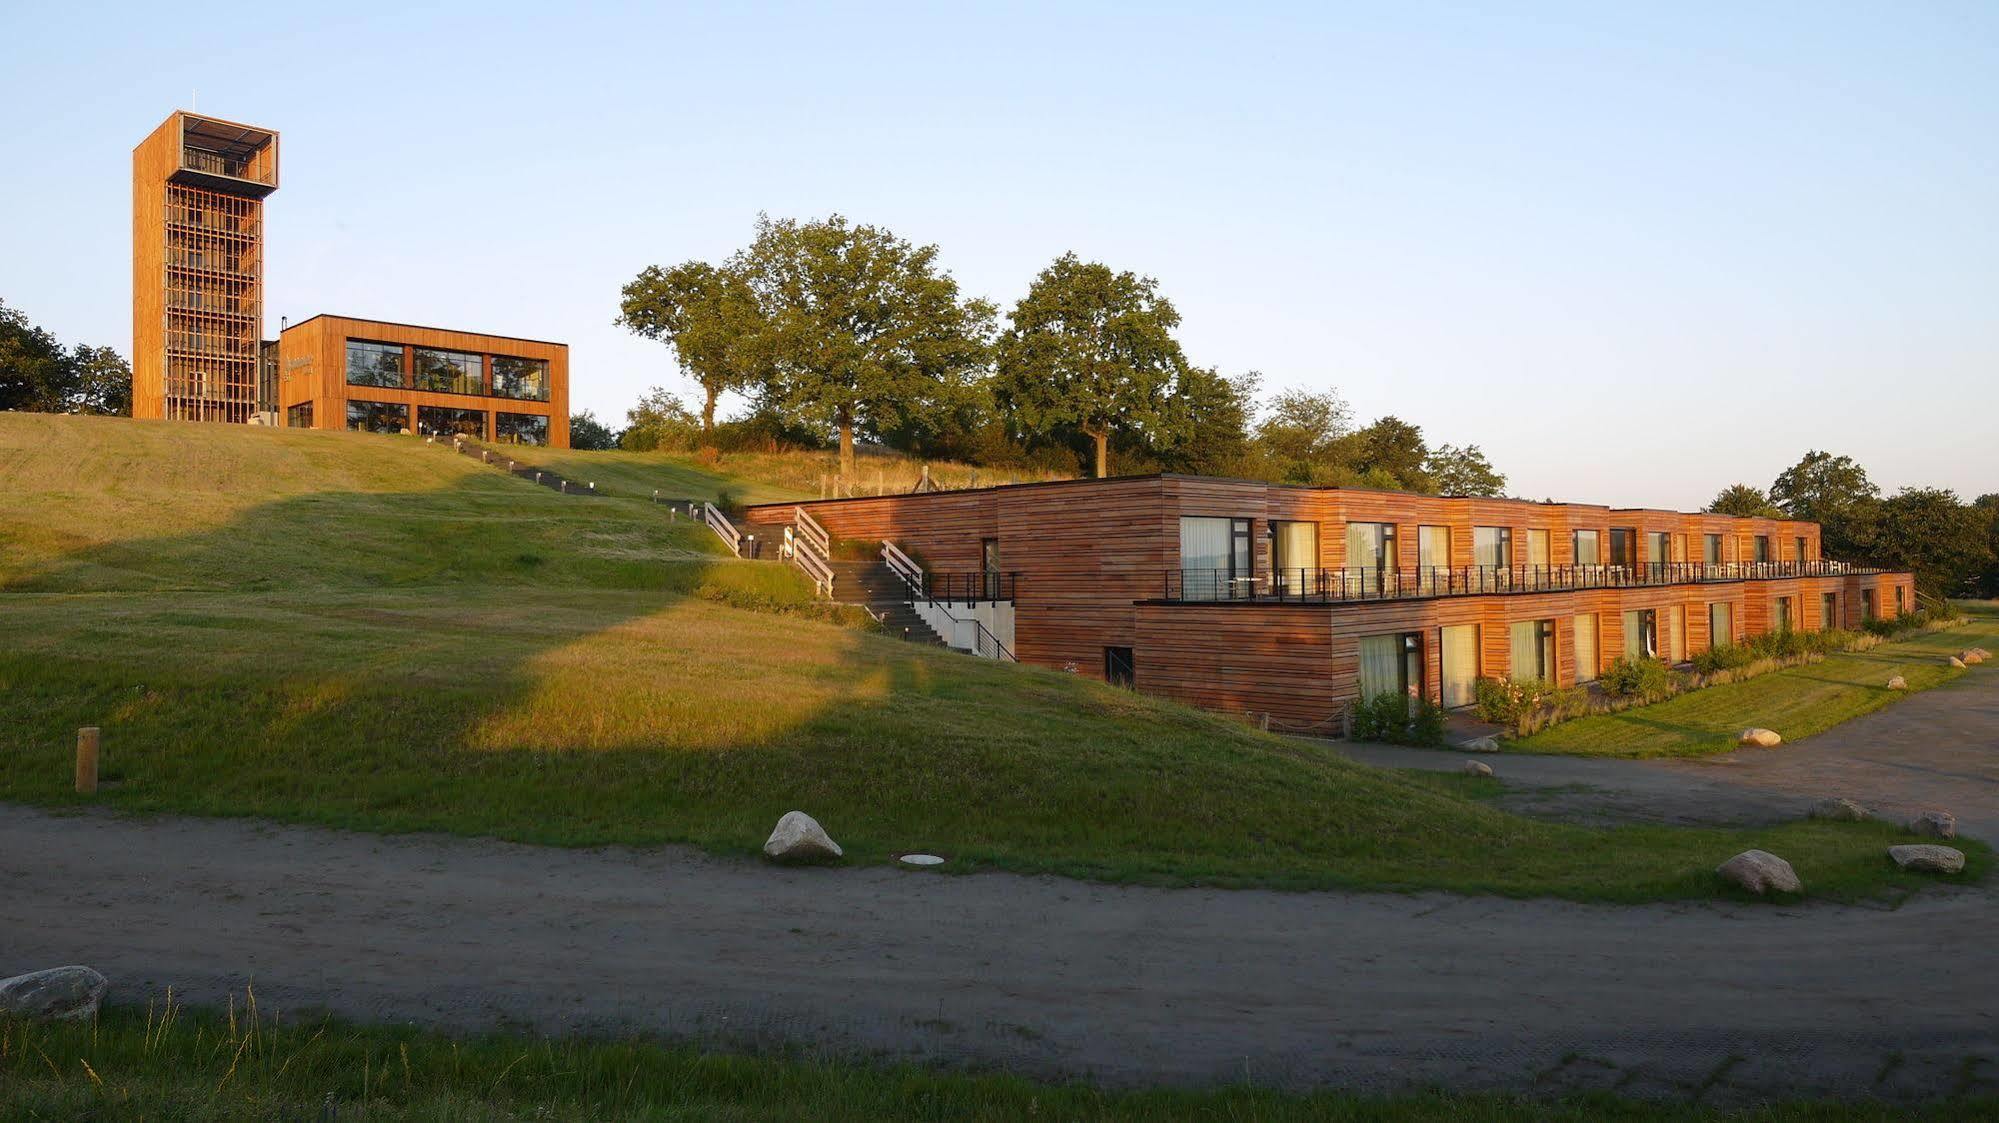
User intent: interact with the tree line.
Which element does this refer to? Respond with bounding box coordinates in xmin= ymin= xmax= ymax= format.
xmin=604 ymin=214 xmax=1506 ymax=496
xmin=0 ymin=299 xmax=131 ymax=416
xmin=1709 ymin=452 xmax=1998 ymax=599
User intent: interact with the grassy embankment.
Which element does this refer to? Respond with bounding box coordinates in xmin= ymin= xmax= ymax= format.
xmin=0 ymin=413 xmax=1981 ymax=902
xmin=1514 ymin=604 xmax=1998 ymax=758
xmin=494 ymin=441 xmax=1066 ymax=506
xmin=3 ymin=1000 xmax=1989 ymax=1121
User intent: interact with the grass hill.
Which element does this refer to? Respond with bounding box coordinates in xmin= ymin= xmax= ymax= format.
xmin=0 ymin=412 xmax=1973 ymax=901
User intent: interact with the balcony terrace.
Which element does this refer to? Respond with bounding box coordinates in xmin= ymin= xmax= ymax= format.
xmin=1155 ymin=559 xmax=1888 ymax=604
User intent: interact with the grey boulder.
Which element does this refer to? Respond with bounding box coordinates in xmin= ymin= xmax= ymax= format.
xmin=1738 ymin=728 xmax=1783 ymax=748
xmin=0 ymin=966 xmax=108 ymax=1021
xmin=1808 ymin=797 xmax=1868 ymax=822
xmin=1460 ymin=736 xmax=1501 ymax=753
xmin=763 ymin=811 xmax=843 ymax=864
xmin=1717 ymin=849 xmax=1803 ymax=895
xmin=1888 ymin=844 xmax=1965 ymax=874
xmin=1907 ymin=810 xmax=1957 ymax=839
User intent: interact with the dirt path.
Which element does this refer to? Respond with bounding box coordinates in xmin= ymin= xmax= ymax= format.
xmin=3 ymin=675 xmax=1996 ymax=1103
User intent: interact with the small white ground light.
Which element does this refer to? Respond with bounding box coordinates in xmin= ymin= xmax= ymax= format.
xmin=899 ymin=854 xmax=946 ymax=867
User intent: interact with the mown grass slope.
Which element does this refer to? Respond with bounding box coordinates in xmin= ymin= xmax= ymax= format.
xmin=0 ymin=413 xmax=1979 ymax=901
xmin=1514 ymin=606 xmax=1998 ymax=758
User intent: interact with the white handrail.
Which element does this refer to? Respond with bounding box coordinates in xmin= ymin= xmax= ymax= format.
xmin=882 ymin=541 xmax=925 ymax=594
xmin=880 ymin=540 xmax=1014 ymax=662
xmin=793 ymin=507 xmax=830 ymax=556
xmin=703 ymin=501 xmax=742 ymax=555
xmin=783 ymin=526 xmax=836 ymax=597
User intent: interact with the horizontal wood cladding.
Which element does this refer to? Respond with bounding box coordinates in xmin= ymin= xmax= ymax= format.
xmin=276 ymin=316 xmax=570 ymax=447
xmin=744 ymin=475 xmax=1910 ymax=724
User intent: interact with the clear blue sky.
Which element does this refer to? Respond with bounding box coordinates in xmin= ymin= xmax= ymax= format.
xmin=3 ymin=2 xmax=1993 ymax=509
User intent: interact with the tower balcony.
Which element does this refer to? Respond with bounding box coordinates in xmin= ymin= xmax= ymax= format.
xmin=169 ymin=114 xmax=278 ymax=198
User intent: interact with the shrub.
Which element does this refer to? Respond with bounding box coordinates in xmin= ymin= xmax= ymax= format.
xmin=1598 ymin=656 xmax=1672 ymax=700
xmin=1350 ymin=691 xmax=1446 ymax=747
xmin=1692 ymin=642 xmax=1755 ymax=676
xmin=1472 ymin=676 xmax=1561 ymax=724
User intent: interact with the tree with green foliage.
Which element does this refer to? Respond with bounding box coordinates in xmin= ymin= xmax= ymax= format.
xmin=1158 ymin=366 xmax=1257 ymax=476
xmin=616 ymin=261 xmax=766 ymax=434
xmin=567 ymin=410 xmax=620 ymax=451
xmin=736 ymin=214 xmax=994 ymax=480
xmin=1707 ymin=483 xmax=1783 ymax=518
xmin=995 ymin=253 xmax=1191 ymax=478
xmin=1253 ymin=388 xmax=1353 ymax=482
xmin=0 ymin=299 xmax=130 ymax=415
xmin=1854 ymin=487 xmax=1994 ymax=600
xmin=619 ymin=386 xmax=702 ymax=452
xmin=1425 ymin=443 xmax=1506 ymax=497
xmin=1343 ymin=415 xmax=1432 ymax=492
xmin=1770 ymin=450 xmax=1878 ymax=558
xmin=1975 ymin=493 xmax=1999 ymax=597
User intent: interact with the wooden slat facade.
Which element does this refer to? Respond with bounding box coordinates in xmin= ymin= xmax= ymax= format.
xmin=744 ymin=475 xmax=1916 ymax=724
xmin=276 ymin=315 xmax=570 ymax=448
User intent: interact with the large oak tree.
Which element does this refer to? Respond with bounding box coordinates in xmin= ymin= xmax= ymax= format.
xmin=736 ymin=214 xmax=994 ymax=480
xmin=994 ymin=253 xmax=1191 ymax=478
xmin=617 ymin=261 xmax=764 ymax=434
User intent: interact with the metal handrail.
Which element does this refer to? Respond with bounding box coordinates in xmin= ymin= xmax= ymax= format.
xmin=703 ymin=502 xmax=742 ymax=555
xmin=880 ymin=541 xmax=1014 ymax=661
xmin=1159 ymin=559 xmax=1887 ymax=604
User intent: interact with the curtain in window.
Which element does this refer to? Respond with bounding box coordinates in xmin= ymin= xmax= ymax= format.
xmin=1509 ymin=620 xmax=1543 ymax=682
xmin=1179 ymin=517 xmax=1231 ymax=600
xmin=1669 ymin=606 xmax=1687 ymax=662
xmin=1440 ymin=625 xmax=1477 ymax=708
xmin=1574 ymin=615 xmax=1599 ymax=682
xmin=1358 ymin=634 xmax=1404 ymax=700
xmin=1710 ymin=602 xmax=1734 ymax=645
xmin=1473 ymin=527 xmax=1508 ymax=569
xmin=1272 ymin=521 xmax=1317 ymax=590
xmin=1622 ymin=611 xmax=1643 ymax=660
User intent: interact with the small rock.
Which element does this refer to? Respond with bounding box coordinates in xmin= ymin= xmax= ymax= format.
xmin=1738 ymin=728 xmax=1783 ymax=748
xmin=1949 ymin=657 xmax=1966 ymax=669
xmin=1907 ymin=810 xmax=1957 ymax=840
xmin=1808 ymin=797 xmax=1868 ymax=822
xmin=1717 ymin=849 xmax=1803 ymax=895
xmin=0 ymin=966 xmax=108 ymax=1021
xmin=1460 ymin=735 xmax=1500 ymax=753
xmin=1972 ymin=647 xmax=1992 ymax=661
xmin=1461 ymin=760 xmax=1493 ymax=777
xmin=1888 ymin=844 xmax=1965 ymax=874
xmin=1963 ymin=651 xmax=1985 ymax=665
xmin=1886 ymin=676 xmax=1907 ymax=690
xmin=763 ymin=811 xmax=843 ymax=863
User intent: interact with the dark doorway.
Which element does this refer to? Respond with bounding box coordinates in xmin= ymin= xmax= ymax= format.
xmin=1104 ymin=646 xmax=1135 ymax=688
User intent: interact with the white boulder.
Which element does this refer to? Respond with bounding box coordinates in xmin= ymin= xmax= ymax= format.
xmin=1886 ymin=676 xmax=1907 ymax=691
xmin=1717 ymin=850 xmax=1803 ymax=895
xmin=1461 ymin=760 xmax=1493 ymax=777
xmin=762 ymin=811 xmax=843 ymax=863
xmin=1460 ymin=735 xmax=1501 ymax=753
xmin=1888 ymin=844 xmax=1965 ymax=874
xmin=1738 ymin=728 xmax=1783 ymax=748
xmin=0 ymin=966 xmax=107 ymax=1021
xmin=1949 ymin=657 xmax=1966 ymax=669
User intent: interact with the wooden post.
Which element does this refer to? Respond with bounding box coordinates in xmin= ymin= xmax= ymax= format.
xmin=75 ymin=727 xmax=99 ymax=794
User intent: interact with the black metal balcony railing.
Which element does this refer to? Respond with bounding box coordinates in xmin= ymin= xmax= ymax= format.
xmin=918 ymin=572 xmax=1018 ymax=602
xmin=1160 ymin=559 xmax=1885 ymax=604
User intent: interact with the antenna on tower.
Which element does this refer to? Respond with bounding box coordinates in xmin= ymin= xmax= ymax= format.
xmin=190 ymin=89 xmax=197 ymax=110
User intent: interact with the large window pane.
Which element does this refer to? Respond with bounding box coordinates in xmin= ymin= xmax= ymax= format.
xmin=413 ymin=348 xmax=484 ymax=395
xmin=1358 ymin=634 xmax=1403 ymax=699
xmin=416 ymin=405 xmax=485 ymax=439
xmin=495 ymin=412 xmax=548 ymax=446
xmin=1645 ymin=532 xmax=1669 ymax=565
xmin=1573 ymin=529 xmax=1600 ymax=566
xmin=1179 ymin=516 xmax=1231 ymax=601
xmin=346 ymin=399 xmax=408 ymax=434
xmin=1622 ymin=609 xmax=1657 ymax=660
xmin=1509 ymin=619 xmax=1554 ymax=682
xmin=1270 ymin=520 xmax=1317 ymax=593
xmin=1704 ymin=533 xmax=1723 ymax=564
xmin=1669 ymin=605 xmax=1687 ymax=661
xmin=1473 ymin=526 xmax=1511 ymax=569
xmin=345 ymin=339 xmax=402 ymax=388
xmin=1440 ymin=624 xmax=1478 ymax=708
xmin=1573 ymin=614 xmax=1599 ymax=682
xmin=492 ymin=356 xmax=549 ymax=401
xmin=1709 ymin=601 xmax=1734 ymax=646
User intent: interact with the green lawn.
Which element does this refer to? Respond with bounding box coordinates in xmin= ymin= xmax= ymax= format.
xmin=0 ymin=413 xmax=1982 ymax=902
xmin=4 ymin=1002 xmax=1987 ymax=1121
xmin=1513 ymin=605 xmax=1999 ymax=758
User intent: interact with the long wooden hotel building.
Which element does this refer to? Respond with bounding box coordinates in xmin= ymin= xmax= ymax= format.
xmin=744 ymin=476 xmax=1916 ymax=727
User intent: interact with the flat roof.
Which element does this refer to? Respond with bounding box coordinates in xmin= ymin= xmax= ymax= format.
xmin=745 ymin=471 xmax=1812 ymax=525
xmin=281 ymin=313 xmax=567 ymax=349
